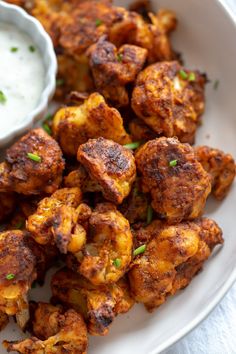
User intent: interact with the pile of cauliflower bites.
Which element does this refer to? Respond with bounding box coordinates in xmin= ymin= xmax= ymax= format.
xmin=1 ymin=0 xmax=236 ymax=353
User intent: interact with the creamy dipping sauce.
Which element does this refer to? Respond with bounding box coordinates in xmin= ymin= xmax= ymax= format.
xmin=0 ymin=23 xmax=45 ymax=134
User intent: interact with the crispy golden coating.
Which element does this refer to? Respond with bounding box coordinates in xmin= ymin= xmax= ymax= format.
xmin=194 ymin=146 xmax=236 ymax=200
xmin=4 ymin=302 xmax=88 ymax=354
xmin=27 ymin=187 xmax=90 ymax=254
xmin=52 ymin=93 xmax=131 ymax=156
xmin=0 ymin=192 xmax=16 ymax=223
xmin=51 ymin=268 xmax=134 ymax=336
xmin=129 ymin=118 xmax=158 ymax=142
xmin=88 ymin=36 xmax=147 ymax=107
xmin=0 ymin=128 xmax=65 ymax=195
xmin=109 ymin=8 xmax=177 ymax=63
xmin=128 ymin=218 xmax=223 ymax=311
xmin=77 ymin=137 xmax=136 ymax=204
xmin=135 ymin=137 xmax=211 ymax=223
xmin=64 ymin=165 xmax=101 ymax=195
xmin=75 ymin=203 xmax=133 ymax=285
xmin=0 ymin=230 xmax=36 ymax=326
xmin=131 ymin=61 xmax=206 ymax=144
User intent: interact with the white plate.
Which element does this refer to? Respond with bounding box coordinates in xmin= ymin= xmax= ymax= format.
xmin=1 ymin=0 xmax=236 ymax=353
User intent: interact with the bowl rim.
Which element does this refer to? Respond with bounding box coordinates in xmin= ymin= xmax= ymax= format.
xmin=151 ymin=3 xmax=236 ymax=351
xmin=0 ymin=0 xmax=57 ymax=146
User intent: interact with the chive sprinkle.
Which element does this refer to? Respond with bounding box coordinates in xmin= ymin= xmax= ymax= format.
xmin=179 ymin=69 xmax=188 ymax=80
xmin=188 ymin=72 xmax=196 ymax=81
xmin=117 ymin=53 xmax=123 ymax=63
xmin=31 ymin=281 xmax=37 ymax=289
xmin=133 ymin=244 xmax=146 ymax=257
xmin=0 ymin=91 xmax=7 ymax=104
xmin=146 ymin=205 xmax=153 ymax=225
xmin=124 ymin=141 xmax=142 ymax=150
xmin=95 ymin=19 xmax=103 ymax=27
xmin=42 ymin=123 xmax=52 ymax=135
xmin=6 ymin=273 xmax=15 ymax=280
xmin=169 ymin=159 xmax=177 ymax=167
xmin=11 ymin=47 xmax=18 ymax=52
xmin=56 ymin=78 xmax=65 ymax=87
xmin=44 ymin=113 xmax=53 ymax=121
xmin=29 ymin=45 xmax=36 ymax=52
xmin=213 ymin=80 xmax=219 ymax=90
xmin=27 ymin=152 xmax=41 ymax=162
xmin=113 ymin=258 xmax=121 ymax=268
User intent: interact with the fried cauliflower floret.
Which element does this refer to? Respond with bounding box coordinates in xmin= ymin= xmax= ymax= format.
xmin=0 ymin=128 xmax=65 ymax=195
xmin=135 ymin=137 xmax=211 ymax=223
xmin=52 ymin=93 xmax=131 ymax=156
xmin=194 ymin=146 xmax=236 ymax=200
xmin=0 ymin=230 xmax=36 ymax=329
xmin=109 ymin=8 xmax=176 ymax=63
xmin=88 ymin=36 xmax=147 ymax=107
xmin=51 ymin=268 xmax=134 ymax=336
xmin=77 ymin=137 xmax=136 ymax=204
xmin=64 ymin=165 xmax=101 ymax=194
xmin=75 ymin=203 xmax=133 ymax=285
xmin=0 ymin=192 xmax=16 ymax=223
xmin=27 ymin=187 xmax=90 ymax=254
xmin=131 ymin=61 xmax=206 ymax=144
xmin=128 ymin=218 xmax=223 ymax=311
xmin=3 ymin=302 xmax=88 ymax=354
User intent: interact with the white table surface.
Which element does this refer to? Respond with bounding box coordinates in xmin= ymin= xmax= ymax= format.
xmin=164 ymin=1 xmax=236 ymax=353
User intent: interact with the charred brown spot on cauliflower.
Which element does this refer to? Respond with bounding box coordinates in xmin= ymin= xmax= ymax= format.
xmin=135 ymin=137 xmax=211 ymax=223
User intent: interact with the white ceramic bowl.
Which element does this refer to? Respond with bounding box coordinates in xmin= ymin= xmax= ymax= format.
xmin=0 ymin=0 xmax=236 ymax=353
xmin=0 ymin=0 xmax=57 ymax=147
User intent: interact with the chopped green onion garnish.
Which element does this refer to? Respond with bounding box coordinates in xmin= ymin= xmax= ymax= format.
xmin=29 ymin=45 xmax=36 ymax=52
xmin=0 ymin=91 xmax=7 ymax=104
xmin=56 ymin=78 xmax=65 ymax=87
xmin=11 ymin=47 xmax=18 ymax=52
xmin=15 ymin=220 xmax=24 ymax=230
xmin=27 ymin=153 xmax=41 ymax=162
xmin=133 ymin=244 xmax=146 ymax=257
xmin=124 ymin=141 xmax=142 ymax=150
xmin=169 ymin=159 xmax=177 ymax=167
xmin=42 ymin=123 xmax=52 ymax=135
xmin=179 ymin=69 xmax=188 ymax=80
xmin=113 ymin=258 xmax=121 ymax=268
xmin=95 ymin=19 xmax=103 ymax=27
xmin=146 ymin=205 xmax=153 ymax=225
xmin=117 ymin=53 xmax=123 ymax=62
xmin=214 ymin=80 xmax=219 ymax=90
xmin=6 ymin=273 xmax=15 ymax=280
xmin=31 ymin=281 xmax=37 ymax=289
xmin=188 ymin=72 xmax=196 ymax=81
xmin=133 ymin=186 xmax=139 ymax=197
xmin=44 ymin=113 xmax=53 ymax=121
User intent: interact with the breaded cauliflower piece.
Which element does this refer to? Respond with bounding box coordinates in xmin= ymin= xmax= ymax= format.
xmin=76 ymin=203 xmax=133 ymax=285
xmin=128 ymin=218 xmax=223 ymax=311
xmin=52 ymin=93 xmax=131 ymax=156
xmin=194 ymin=146 xmax=236 ymax=200
xmin=88 ymin=36 xmax=147 ymax=107
xmin=0 ymin=128 xmax=65 ymax=195
xmin=51 ymin=268 xmax=134 ymax=336
xmin=27 ymin=187 xmax=90 ymax=254
xmin=77 ymin=137 xmax=136 ymax=204
xmin=0 ymin=192 xmax=16 ymax=223
xmin=135 ymin=137 xmax=211 ymax=223
xmin=131 ymin=61 xmax=206 ymax=144
xmin=0 ymin=230 xmax=36 ymax=329
xmin=64 ymin=165 xmax=102 ymax=194
xmin=109 ymin=8 xmax=177 ymax=63
xmin=3 ymin=302 xmax=88 ymax=354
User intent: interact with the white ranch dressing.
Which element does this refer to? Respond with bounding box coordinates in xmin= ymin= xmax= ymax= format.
xmin=0 ymin=23 xmax=45 ymax=134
